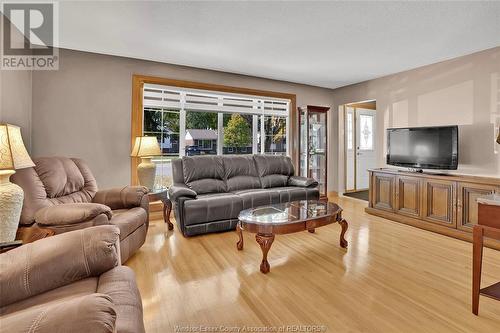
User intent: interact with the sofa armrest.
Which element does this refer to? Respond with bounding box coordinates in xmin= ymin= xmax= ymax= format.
xmin=93 ymin=186 xmax=148 ymax=210
xmin=288 ymin=176 xmax=318 ymax=188
xmin=168 ymin=184 xmax=197 ymax=202
xmin=0 ymin=293 xmax=117 ymax=333
xmin=34 ymin=203 xmax=112 ymax=226
xmin=0 ymin=225 xmax=120 ymax=307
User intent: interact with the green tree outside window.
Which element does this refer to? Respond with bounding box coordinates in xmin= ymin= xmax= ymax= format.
xmin=186 ymin=112 xmax=217 ymax=129
xmin=224 ymin=114 xmax=251 ymax=148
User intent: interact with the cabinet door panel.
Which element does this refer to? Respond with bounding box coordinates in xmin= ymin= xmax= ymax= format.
xmin=372 ymin=173 xmax=396 ymax=212
xmin=299 ymin=106 xmax=329 ymax=198
xmin=423 ymin=179 xmax=456 ymax=227
xmin=396 ymin=176 xmax=422 ymax=218
xmin=457 ymin=183 xmax=499 ymax=231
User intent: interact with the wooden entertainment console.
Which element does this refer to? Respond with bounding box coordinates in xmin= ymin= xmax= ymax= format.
xmin=366 ymin=168 xmax=500 ymax=250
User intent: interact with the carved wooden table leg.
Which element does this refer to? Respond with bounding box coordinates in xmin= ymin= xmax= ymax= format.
xmin=339 ymin=219 xmax=348 ymax=248
xmin=162 ymin=198 xmax=174 ymax=230
xmin=256 ymin=233 xmax=275 ymax=274
xmin=236 ymin=221 xmax=244 ymax=250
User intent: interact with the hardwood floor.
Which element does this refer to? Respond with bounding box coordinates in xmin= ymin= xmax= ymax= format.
xmin=126 ymin=197 xmax=500 ymax=333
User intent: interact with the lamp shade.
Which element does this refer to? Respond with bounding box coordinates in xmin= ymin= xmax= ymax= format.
xmin=130 ymin=136 xmax=161 ymax=157
xmin=0 ymin=123 xmax=34 ymax=171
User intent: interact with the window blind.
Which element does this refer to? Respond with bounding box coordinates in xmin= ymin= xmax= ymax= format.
xmin=143 ymin=84 xmax=290 ymax=117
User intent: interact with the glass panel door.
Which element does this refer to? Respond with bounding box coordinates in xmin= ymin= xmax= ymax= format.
xmin=299 ymin=108 xmax=308 ymax=177
xmin=355 ymin=109 xmax=377 ymax=190
xmin=308 ymin=110 xmax=327 ymax=196
xmin=345 ymin=107 xmax=356 ymax=192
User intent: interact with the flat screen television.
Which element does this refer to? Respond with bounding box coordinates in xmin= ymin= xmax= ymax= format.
xmin=387 ymin=126 xmax=458 ymax=170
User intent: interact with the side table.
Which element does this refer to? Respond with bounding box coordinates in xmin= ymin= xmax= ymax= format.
xmin=148 ymin=189 xmax=174 ymax=230
xmin=0 ymin=226 xmax=55 ymax=253
xmin=472 ymin=194 xmax=500 ymax=315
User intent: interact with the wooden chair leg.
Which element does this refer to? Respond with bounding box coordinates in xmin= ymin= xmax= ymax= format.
xmin=472 ymin=225 xmax=484 ymax=315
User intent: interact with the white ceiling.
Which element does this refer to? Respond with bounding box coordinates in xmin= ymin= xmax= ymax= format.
xmin=56 ymin=1 xmax=500 ymax=89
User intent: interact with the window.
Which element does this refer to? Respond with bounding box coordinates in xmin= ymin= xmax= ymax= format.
xmin=142 ymin=107 xmax=180 ymax=190
xmin=346 ymin=112 xmax=353 ymax=150
xmin=139 ymin=82 xmax=292 ymax=188
xmin=185 ymin=111 xmax=218 ymax=155
xmin=259 ymin=115 xmax=287 ymax=155
xmin=223 ymin=113 xmax=253 ymax=155
xmin=359 ymin=114 xmax=374 ymax=150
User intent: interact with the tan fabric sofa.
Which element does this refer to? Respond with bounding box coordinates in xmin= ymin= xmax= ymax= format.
xmin=0 ymin=225 xmax=145 ymax=333
xmin=11 ymin=156 xmax=149 ymax=263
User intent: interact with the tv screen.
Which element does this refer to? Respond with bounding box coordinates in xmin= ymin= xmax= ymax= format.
xmin=387 ymin=126 xmax=458 ymax=170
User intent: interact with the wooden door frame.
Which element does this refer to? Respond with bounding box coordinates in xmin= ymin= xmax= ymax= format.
xmin=339 ymin=100 xmax=377 ymax=194
xmin=131 ymin=74 xmax=297 ymax=185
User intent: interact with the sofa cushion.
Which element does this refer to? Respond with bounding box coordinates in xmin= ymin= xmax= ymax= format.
xmin=288 ymin=176 xmax=319 ymax=188
xmin=35 ymin=203 xmax=112 ymax=226
xmin=168 ymin=184 xmax=197 ymax=202
xmin=223 ymin=155 xmax=261 ymax=192
xmin=92 ymin=186 xmax=148 ymax=210
xmin=270 ymin=186 xmax=320 ymax=203
xmin=232 ymin=189 xmax=280 ymax=209
xmin=34 ymin=157 xmax=98 ymax=199
xmin=182 ymin=156 xmax=226 ymax=194
xmin=184 ymin=219 xmax=239 ymax=237
xmin=0 ymin=278 xmax=99 ymax=316
xmin=171 ymin=158 xmax=185 ymax=184
xmin=0 ymin=267 xmax=145 ymax=333
xmin=253 ymin=155 xmax=295 ymax=188
xmin=97 ymin=266 xmax=145 ymax=333
xmin=0 ymin=226 xmax=120 ymax=308
xmin=11 ymin=157 xmax=98 ymax=225
xmin=110 ymin=207 xmax=147 ymax=240
xmin=0 ymin=293 xmax=117 ymax=333
xmin=11 ymin=168 xmax=51 ymax=225
xmin=183 ymin=193 xmax=243 ymax=225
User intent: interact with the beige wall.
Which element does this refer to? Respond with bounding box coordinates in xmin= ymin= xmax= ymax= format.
xmin=0 ymin=70 xmax=33 ymax=151
xmin=0 ymin=24 xmax=33 ymax=151
xmin=31 ymin=49 xmax=335 ymax=188
xmin=332 ymin=47 xmax=500 ymax=192
xmin=25 ymin=46 xmax=500 ymax=192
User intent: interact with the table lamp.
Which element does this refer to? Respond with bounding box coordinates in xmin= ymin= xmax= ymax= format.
xmin=131 ymin=136 xmax=161 ymax=190
xmin=0 ymin=124 xmax=35 ymax=242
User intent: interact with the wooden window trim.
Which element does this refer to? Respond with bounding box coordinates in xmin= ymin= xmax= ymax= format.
xmin=131 ymin=74 xmax=298 ymax=185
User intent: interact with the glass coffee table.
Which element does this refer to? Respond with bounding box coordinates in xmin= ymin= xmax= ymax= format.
xmin=236 ymin=200 xmax=348 ymax=274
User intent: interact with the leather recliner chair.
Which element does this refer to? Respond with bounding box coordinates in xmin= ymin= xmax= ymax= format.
xmin=0 ymin=225 xmax=145 ymax=333
xmin=11 ymin=156 xmax=149 ymax=263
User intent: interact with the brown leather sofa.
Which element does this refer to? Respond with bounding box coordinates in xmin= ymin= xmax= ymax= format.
xmin=11 ymin=157 xmax=149 ymax=263
xmin=0 ymin=225 xmax=145 ymax=333
xmin=169 ymin=155 xmax=319 ymax=236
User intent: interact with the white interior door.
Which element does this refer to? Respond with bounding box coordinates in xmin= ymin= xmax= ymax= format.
xmin=355 ymin=108 xmax=377 ymax=190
